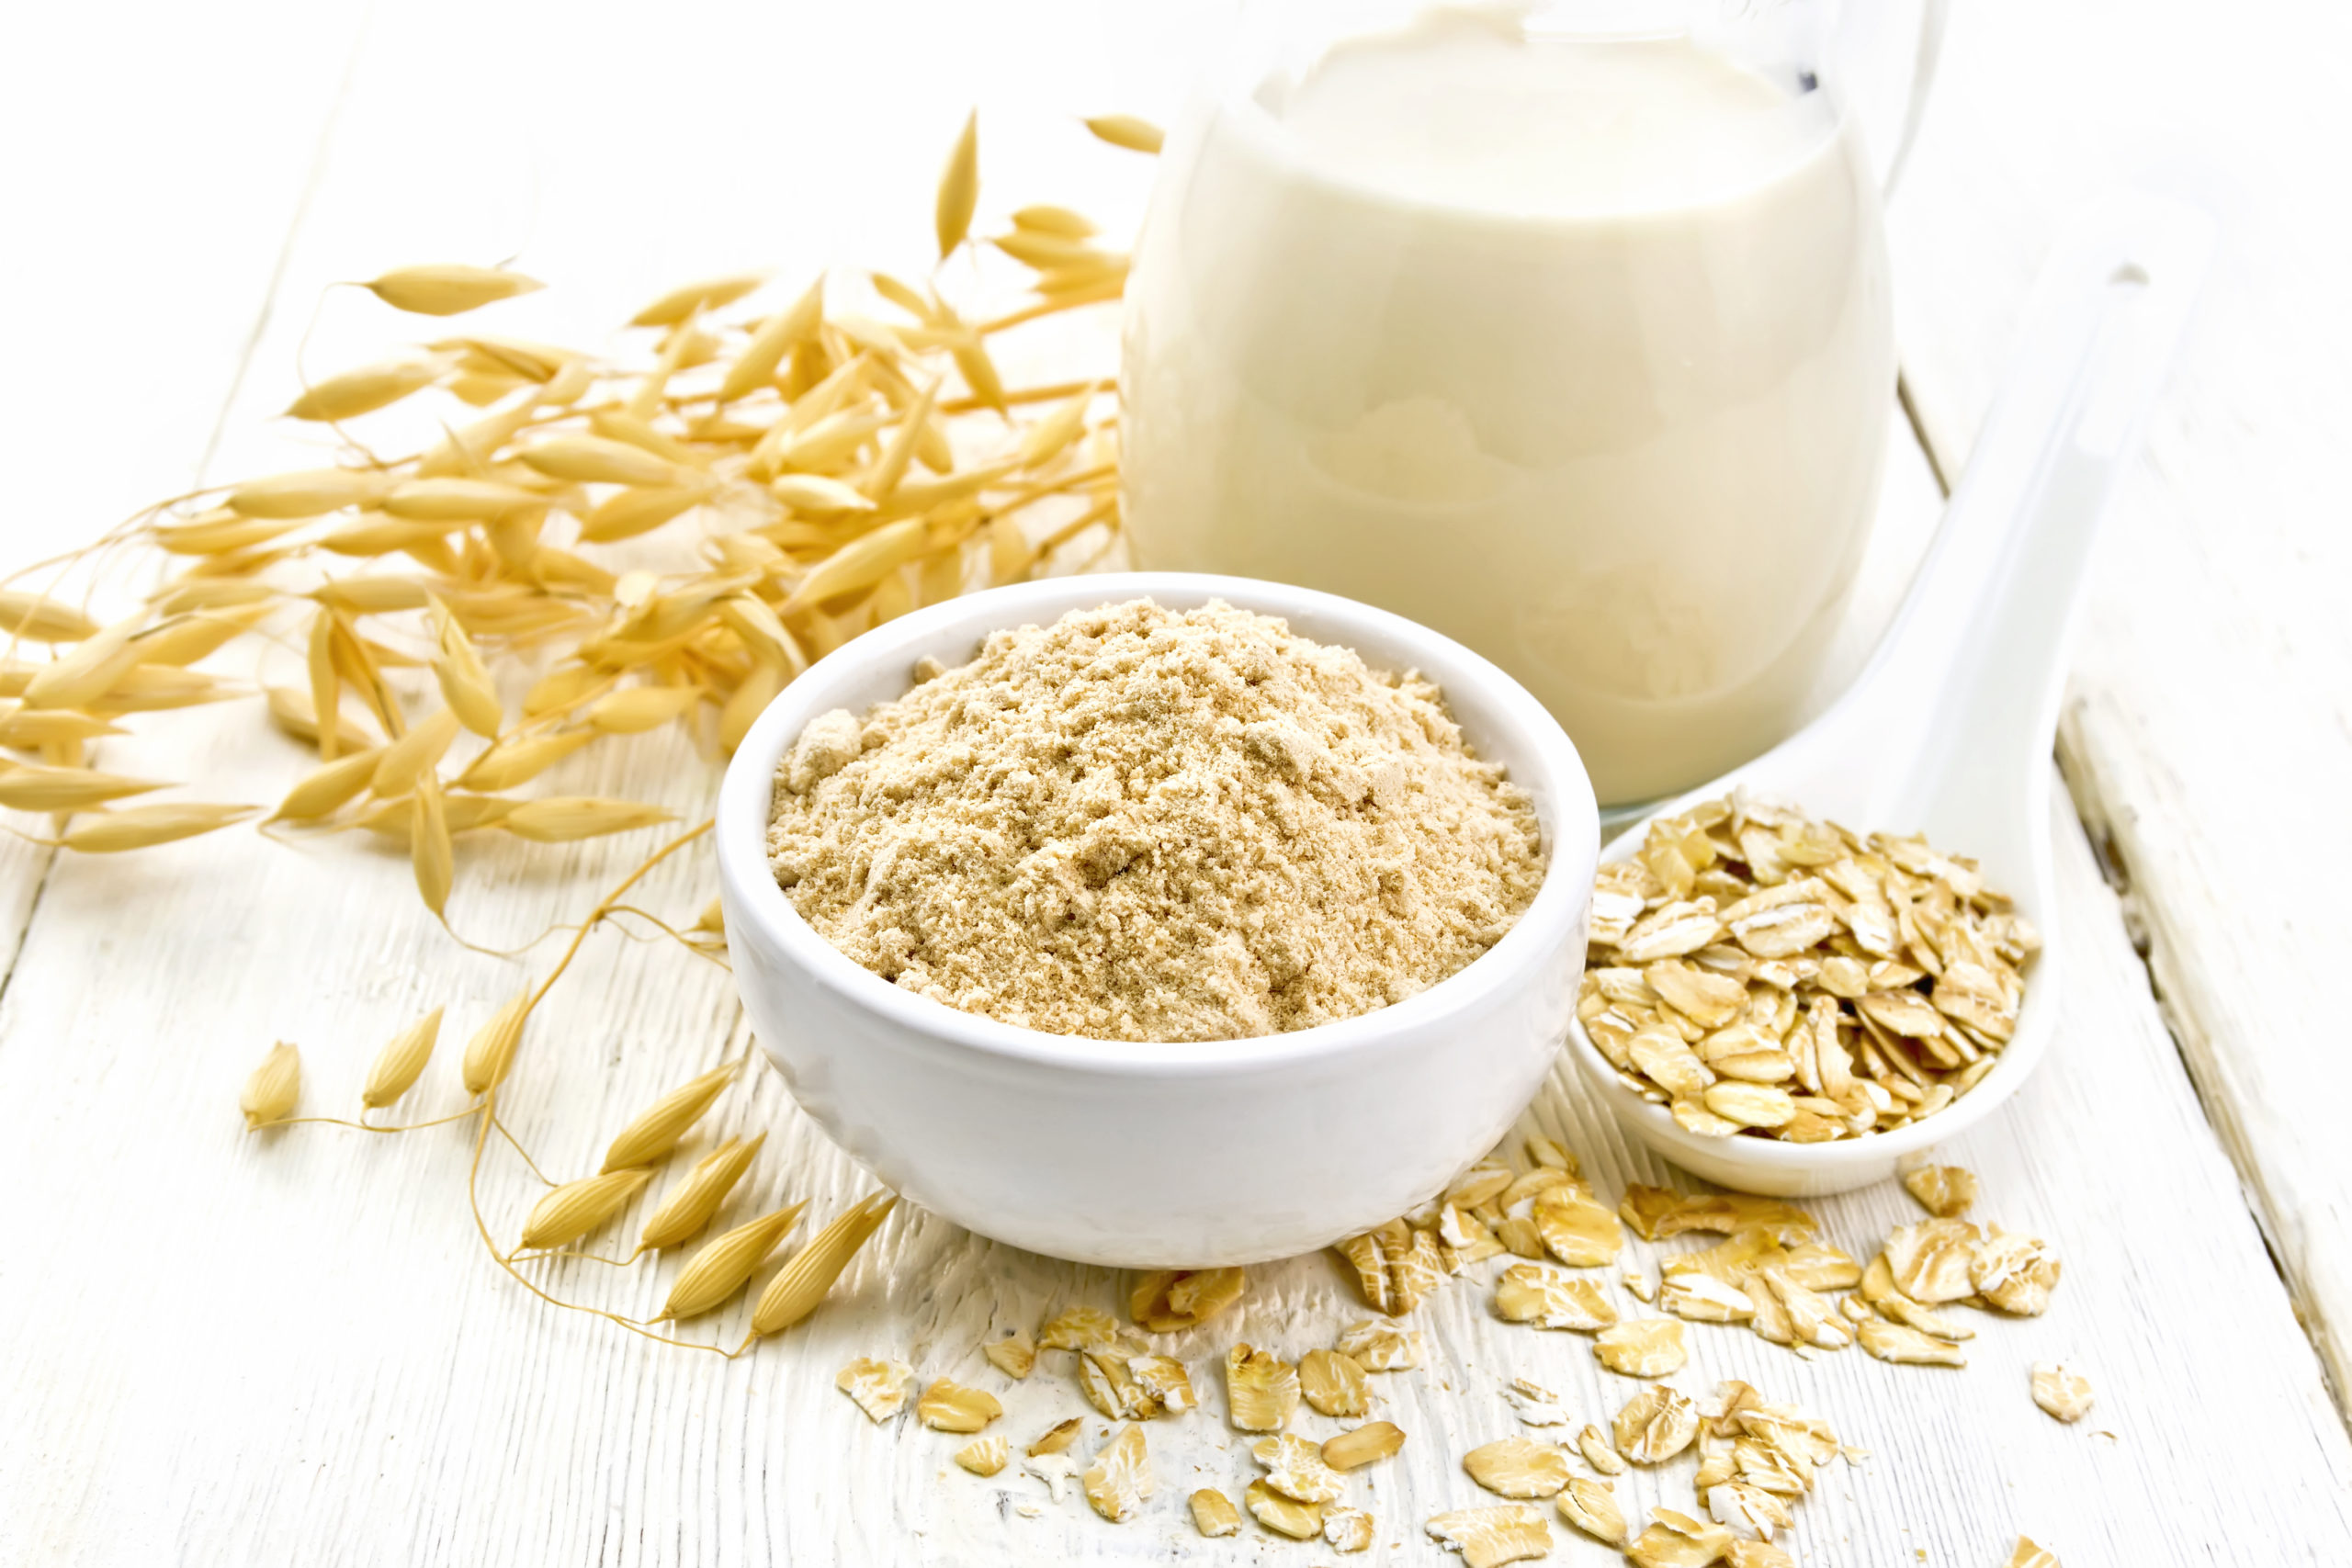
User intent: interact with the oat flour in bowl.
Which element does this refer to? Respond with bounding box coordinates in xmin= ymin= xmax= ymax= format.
xmin=765 ymin=597 xmax=1544 ymax=1042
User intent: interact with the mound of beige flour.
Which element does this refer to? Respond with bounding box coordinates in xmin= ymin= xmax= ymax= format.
xmin=766 ymin=598 xmax=1544 ymax=1042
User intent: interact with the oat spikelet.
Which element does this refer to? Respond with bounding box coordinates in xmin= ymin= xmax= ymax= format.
xmin=240 ymin=1041 xmax=300 ymax=1130
xmin=426 ymin=598 xmax=501 ymax=738
xmin=21 ymin=615 xmax=139 ymax=708
xmin=636 ymin=1134 xmax=765 ymax=1254
xmin=0 ymin=765 xmax=164 ymax=812
xmin=1083 ymin=114 xmax=1164 ymax=153
xmin=517 ymin=1168 xmax=653 ymax=1251
xmin=62 ymin=803 xmax=256 ymax=852
xmin=410 ymin=776 xmax=455 ymax=916
xmin=500 ymin=796 xmax=675 ymax=842
xmin=586 ymin=686 xmax=700 ymax=735
xmin=654 ymin=1201 xmax=807 ymax=1322
xmin=363 ymin=265 xmax=543 ymax=317
xmin=580 ymin=483 xmax=710 ymax=543
xmin=630 ymin=273 xmax=767 ymax=329
xmin=270 ymin=750 xmax=379 ymax=823
xmin=748 ymin=1193 xmax=899 ymax=1337
xmin=224 ymin=468 xmax=393 ymax=519
xmin=460 ymin=989 xmax=534 ymax=1097
xmin=370 ymin=707 xmax=461 ymax=798
xmin=362 ymin=1007 xmax=444 ymax=1109
xmin=600 ymin=1064 xmax=735 ymax=1171
xmin=518 ymin=434 xmax=684 ymax=488
xmin=286 ymin=357 xmax=444 ymax=422
xmin=935 ymin=109 xmax=979 ymax=258
xmin=718 ymin=275 xmax=825 ymax=403
xmin=0 ymin=590 xmax=99 ymax=643
xmin=458 ymin=731 xmax=595 ymax=792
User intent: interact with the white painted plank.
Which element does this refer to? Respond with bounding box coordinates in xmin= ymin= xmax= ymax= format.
xmin=0 ymin=2 xmax=370 ymax=971
xmin=4 ymin=1 xmax=2347 ymax=1563
xmin=1886 ymin=0 xmax=2352 ymax=1401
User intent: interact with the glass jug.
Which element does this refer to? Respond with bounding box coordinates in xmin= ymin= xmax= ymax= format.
xmin=1120 ymin=0 xmax=1947 ymax=808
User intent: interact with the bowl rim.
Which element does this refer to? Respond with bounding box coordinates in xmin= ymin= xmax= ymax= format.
xmin=716 ymin=571 xmax=1598 ymax=1078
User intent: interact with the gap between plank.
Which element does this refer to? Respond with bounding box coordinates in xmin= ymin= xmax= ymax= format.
xmin=1901 ymin=364 xmax=2352 ymax=1438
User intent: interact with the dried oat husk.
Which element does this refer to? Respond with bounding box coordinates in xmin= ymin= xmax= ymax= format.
xmin=459 ymin=989 xmax=534 ymax=1097
xmin=746 ymin=1193 xmax=896 ymax=1337
xmin=517 ymin=1168 xmax=652 ymax=1251
xmin=653 ymin=1202 xmax=806 ymax=1322
xmin=635 ymin=1134 xmax=764 ymax=1255
xmin=600 ymin=1065 xmax=735 ymax=1171
xmin=240 ymin=1041 xmax=300 ymax=1130
xmin=62 ymin=803 xmax=256 ymax=852
xmin=363 ymin=265 xmax=542 ymax=317
xmin=1083 ymin=114 xmax=1164 ymax=153
xmin=361 ymin=1007 xmax=443 ymax=1109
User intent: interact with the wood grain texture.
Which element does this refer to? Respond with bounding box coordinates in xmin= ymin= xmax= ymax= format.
xmin=1886 ymin=0 xmax=2352 ymax=1403
xmin=4 ymin=1 xmax=2350 ymax=1563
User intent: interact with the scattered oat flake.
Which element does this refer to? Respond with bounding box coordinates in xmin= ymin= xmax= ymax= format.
xmin=835 ymin=1358 xmax=913 ymax=1423
xmin=1131 ymin=1353 xmax=1197 ymax=1413
xmin=1336 ymin=1319 xmax=1423 ymax=1371
xmin=982 ymin=1329 xmax=1035 ymax=1380
xmin=1559 ymin=1475 xmax=1627 ymax=1545
xmin=1026 ymin=1416 xmax=1082 ymax=1457
xmin=1252 ymin=1433 xmax=1347 ymax=1504
xmin=2031 ymin=1361 xmax=2094 ymax=1423
xmin=1323 ymin=1420 xmax=1406 ymax=1471
xmin=1023 ymin=1450 xmax=1081 ymax=1502
xmin=1595 ymin=1317 xmax=1689 ymax=1378
xmin=1079 ymin=1348 xmax=1154 ymax=1420
xmin=1130 ymin=1267 xmax=1245 ymax=1331
xmin=1190 ymin=1487 xmax=1240 ymax=1538
xmin=1577 ymin=1423 xmax=1627 ymax=1475
xmin=1504 ymin=1376 xmax=1570 ymax=1427
xmin=1225 ymin=1343 xmax=1300 ymax=1430
xmin=1612 ymin=1385 xmax=1701 ymax=1464
xmin=1427 ymin=1503 xmax=1553 ymax=1568
xmin=1725 ymin=1541 xmax=1797 ymax=1568
xmin=1973 ymin=1228 xmax=2062 ymax=1315
xmin=1884 ymin=1218 xmax=1983 ymax=1303
xmin=1324 ymin=1503 xmax=1375 ymax=1553
xmin=1300 ymin=1348 xmax=1371 ymax=1416
xmin=954 ymin=1435 xmax=1008 ymax=1476
xmin=1708 ymin=1479 xmax=1791 ymax=1541
xmin=1245 ymin=1477 xmax=1324 ymax=1540
xmin=1857 ymin=1317 xmax=1967 ymax=1367
xmin=1901 ymin=1164 xmax=1978 ymax=1217
xmin=916 ymin=1378 xmax=1001 ymax=1432
xmin=2008 ymin=1537 xmax=2062 ymax=1568
xmin=1082 ymin=1423 xmax=1153 ymax=1523
xmin=1534 ymin=1186 xmax=1624 ymax=1266
xmin=1464 ymin=1436 xmax=1573 ymax=1498
xmin=1661 ymin=1271 xmax=1756 ymax=1325
xmin=1496 ymin=1262 xmax=1620 ymax=1331
xmin=1038 ymin=1305 xmax=1118 ymax=1350
xmin=1628 ymin=1506 xmax=1735 ymax=1568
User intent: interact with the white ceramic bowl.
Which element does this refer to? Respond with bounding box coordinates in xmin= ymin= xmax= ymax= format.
xmin=717 ymin=572 xmax=1598 ymax=1268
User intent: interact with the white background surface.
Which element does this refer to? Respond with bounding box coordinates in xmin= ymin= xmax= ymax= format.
xmin=2 ymin=2 xmax=2348 ymax=1563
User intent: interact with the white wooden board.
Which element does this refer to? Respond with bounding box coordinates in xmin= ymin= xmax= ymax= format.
xmin=2 ymin=2 xmax=2348 ymax=1564
xmin=1884 ymin=0 xmax=2352 ymax=1403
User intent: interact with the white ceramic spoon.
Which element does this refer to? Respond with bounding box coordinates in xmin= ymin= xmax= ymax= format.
xmin=1566 ymin=193 xmax=2215 ymax=1196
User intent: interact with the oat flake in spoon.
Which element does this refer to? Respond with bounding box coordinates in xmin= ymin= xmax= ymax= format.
xmin=766 ymin=597 xmax=1544 ymax=1042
